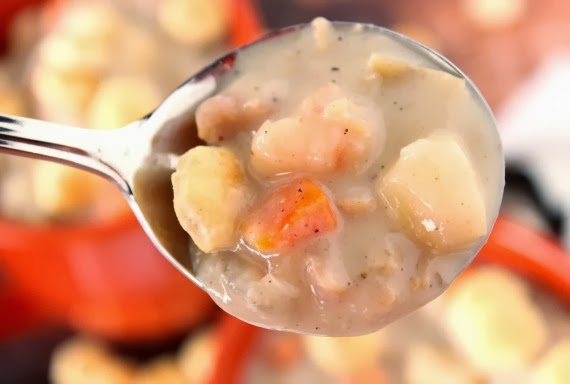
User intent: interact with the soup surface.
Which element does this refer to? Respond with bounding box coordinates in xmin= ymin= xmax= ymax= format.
xmin=172 ymin=18 xmax=504 ymax=335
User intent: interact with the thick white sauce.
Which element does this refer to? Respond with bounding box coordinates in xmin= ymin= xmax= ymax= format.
xmin=172 ymin=18 xmax=504 ymax=336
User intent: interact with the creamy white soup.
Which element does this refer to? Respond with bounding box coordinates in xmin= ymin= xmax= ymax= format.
xmin=171 ymin=18 xmax=504 ymax=336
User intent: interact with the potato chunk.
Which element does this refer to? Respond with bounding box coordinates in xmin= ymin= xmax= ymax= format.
xmin=196 ymin=94 xmax=272 ymax=144
xmin=87 ymin=76 xmax=162 ymax=129
xmin=32 ymin=162 xmax=99 ymax=218
xmin=133 ymin=358 xmax=185 ymax=384
xmin=158 ymin=0 xmax=229 ymax=47
xmin=368 ymin=55 xmax=413 ymax=80
xmin=404 ymin=344 xmax=482 ymax=384
xmin=532 ymin=340 xmax=570 ymax=384
xmin=30 ymin=63 xmax=99 ymax=125
xmin=302 ymin=332 xmax=385 ymax=376
xmin=444 ymin=266 xmax=548 ymax=372
xmin=50 ymin=338 xmax=134 ymax=384
xmin=178 ymin=329 xmax=216 ymax=384
xmin=377 ymin=136 xmax=487 ymax=251
xmin=172 ymin=146 xmax=250 ymax=253
xmin=241 ymin=178 xmax=338 ymax=252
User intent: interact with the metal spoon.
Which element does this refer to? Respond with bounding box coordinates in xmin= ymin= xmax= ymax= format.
xmin=0 ymin=21 xmax=493 ymax=289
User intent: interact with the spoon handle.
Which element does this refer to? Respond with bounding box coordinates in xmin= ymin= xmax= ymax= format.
xmin=0 ymin=114 xmax=130 ymax=193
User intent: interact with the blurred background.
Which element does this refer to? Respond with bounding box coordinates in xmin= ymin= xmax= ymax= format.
xmin=0 ymin=0 xmax=569 ymax=383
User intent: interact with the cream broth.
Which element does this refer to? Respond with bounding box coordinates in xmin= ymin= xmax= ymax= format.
xmin=172 ymin=18 xmax=504 ymax=336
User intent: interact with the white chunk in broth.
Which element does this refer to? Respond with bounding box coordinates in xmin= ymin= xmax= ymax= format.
xmin=378 ymin=135 xmax=487 ymax=252
xmin=172 ymin=146 xmax=251 ymax=253
xmin=251 ymin=84 xmax=385 ymax=177
xmin=172 ymin=18 xmax=504 ymax=336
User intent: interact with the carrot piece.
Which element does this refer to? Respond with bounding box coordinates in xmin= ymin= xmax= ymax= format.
xmin=242 ymin=178 xmax=338 ymax=252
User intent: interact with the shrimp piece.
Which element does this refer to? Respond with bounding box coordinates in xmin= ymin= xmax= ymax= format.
xmin=251 ymin=85 xmax=384 ymax=177
xmin=196 ymin=94 xmax=272 ymax=144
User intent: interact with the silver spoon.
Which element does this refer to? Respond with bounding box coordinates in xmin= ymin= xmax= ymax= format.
xmin=0 ymin=21 xmax=494 ymax=290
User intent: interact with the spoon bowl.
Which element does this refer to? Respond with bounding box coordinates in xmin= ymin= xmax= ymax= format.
xmin=0 ymin=21 xmax=497 ymax=298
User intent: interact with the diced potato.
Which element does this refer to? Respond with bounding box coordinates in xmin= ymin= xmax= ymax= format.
xmin=32 ymin=162 xmax=99 ymax=218
xmin=172 ymin=146 xmax=251 ymax=253
xmin=133 ymin=357 xmax=185 ymax=384
xmin=532 ymin=340 xmax=570 ymax=384
xmin=158 ymin=0 xmax=229 ymax=48
xmin=404 ymin=344 xmax=482 ymax=384
xmin=178 ymin=329 xmax=216 ymax=384
xmin=50 ymin=338 xmax=134 ymax=384
xmin=196 ymin=94 xmax=272 ymax=144
xmin=377 ymin=136 xmax=487 ymax=252
xmin=302 ymin=331 xmax=385 ymax=376
xmin=444 ymin=266 xmax=548 ymax=372
xmin=368 ymin=54 xmax=413 ymax=80
xmin=336 ymin=187 xmax=377 ymax=215
xmin=55 ymin=2 xmax=123 ymax=45
xmin=30 ymin=63 xmax=99 ymax=125
xmin=443 ymin=265 xmax=529 ymax=303
xmin=87 ymin=76 xmax=162 ymax=129
xmin=241 ymin=178 xmax=338 ymax=252
xmin=38 ymin=33 xmax=114 ymax=75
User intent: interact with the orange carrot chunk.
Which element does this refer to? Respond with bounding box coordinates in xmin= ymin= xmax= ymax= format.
xmin=242 ymin=178 xmax=338 ymax=252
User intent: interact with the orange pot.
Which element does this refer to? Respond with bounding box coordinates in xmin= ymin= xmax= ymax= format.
xmin=0 ymin=0 xmax=264 ymax=343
